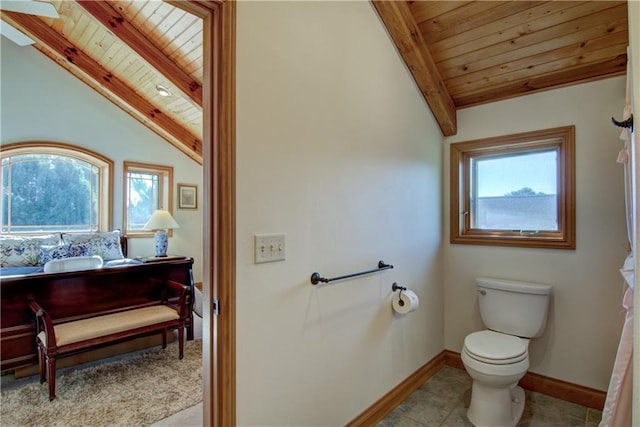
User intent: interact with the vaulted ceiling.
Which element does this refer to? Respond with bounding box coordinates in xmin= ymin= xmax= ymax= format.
xmin=1 ymin=1 xmax=629 ymax=156
xmin=1 ymin=0 xmax=204 ymax=163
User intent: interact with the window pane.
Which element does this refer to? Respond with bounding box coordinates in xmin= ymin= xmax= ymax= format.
xmin=1 ymin=155 xmax=99 ymax=232
xmin=126 ymin=172 xmax=160 ymax=231
xmin=470 ymin=149 xmax=558 ymax=231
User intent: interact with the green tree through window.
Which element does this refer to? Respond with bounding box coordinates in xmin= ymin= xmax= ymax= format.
xmin=505 ymin=187 xmax=547 ymax=197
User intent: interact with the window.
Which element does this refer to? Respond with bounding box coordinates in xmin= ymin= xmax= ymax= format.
xmin=450 ymin=126 xmax=575 ymax=249
xmin=123 ymin=161 xmax=173 ymax=237
xmin=1 ymin=142 xmax=113 ymax=234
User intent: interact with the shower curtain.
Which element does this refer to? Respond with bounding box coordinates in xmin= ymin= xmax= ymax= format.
xmin=600 ymin=50 xmax=634 ymax=427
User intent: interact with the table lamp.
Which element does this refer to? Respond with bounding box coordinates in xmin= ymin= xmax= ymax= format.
xmin=144 ymin=209 xmax=180 ymax=257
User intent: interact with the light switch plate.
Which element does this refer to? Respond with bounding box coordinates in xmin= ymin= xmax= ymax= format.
xmin=255 ymin=233 xmax=286 ymax=264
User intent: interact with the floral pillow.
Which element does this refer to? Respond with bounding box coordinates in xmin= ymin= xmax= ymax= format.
xmin=39 ymin=243 xmax=90 ymax=265
xmin=0 ymin=234 xmax=61 ymax=267
xmin=61 ymin=231 xmax=124 ymax=261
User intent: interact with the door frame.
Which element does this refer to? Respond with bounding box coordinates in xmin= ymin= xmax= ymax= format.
xmin=174 ymin=1 xmax=236 ymax=425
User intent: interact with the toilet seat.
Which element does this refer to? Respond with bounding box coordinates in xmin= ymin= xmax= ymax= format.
xmin=463 ymin=330 xmax=527 ymax=365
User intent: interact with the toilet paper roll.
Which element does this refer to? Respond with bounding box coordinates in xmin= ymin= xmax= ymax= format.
xmin=392 ymin=290 xmax=419 ymax=314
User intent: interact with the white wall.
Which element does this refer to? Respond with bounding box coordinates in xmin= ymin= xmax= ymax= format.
xmin=627 ymin=1 xmax=640 ymax=423
xmin=0 ymin=39 xmax=204 ymax=282
xmin=443 ymin=77 xmax=628 ymax=391
xmin=236 ymin=2 xmax=444 ymax=425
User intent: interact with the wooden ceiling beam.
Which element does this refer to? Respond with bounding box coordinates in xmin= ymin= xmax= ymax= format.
xmin=372 ymin=0 xmax=457 ymax=136
xmin=1 ymin=10 xmax=203 ymax=162
xmin=76 ymin=0 xmax=203 ymax=107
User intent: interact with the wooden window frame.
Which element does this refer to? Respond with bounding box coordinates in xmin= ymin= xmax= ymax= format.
xmin=450 ymin=126 xmax=575 ymax=249
xmin=123 ymin=161 xmax=174 ymax=237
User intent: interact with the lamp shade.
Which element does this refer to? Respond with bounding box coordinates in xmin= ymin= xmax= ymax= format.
xmin=144 ymin=209 xmax=179 ymax=230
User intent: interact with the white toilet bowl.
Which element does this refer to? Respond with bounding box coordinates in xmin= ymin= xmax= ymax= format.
xmin=462 ymin=278 xmax=552 ymax=427
xmin=461 ymin=330 xmax=530 ymax=427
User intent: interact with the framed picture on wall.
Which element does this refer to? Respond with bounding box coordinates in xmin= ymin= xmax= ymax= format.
xmin=178 ymin=183 xmax=197 ymax=209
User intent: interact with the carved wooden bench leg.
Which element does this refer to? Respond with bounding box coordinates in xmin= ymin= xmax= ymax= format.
xmin=46 ymin=354 xmax=57 ymax=401
xmin=178 ymin=326 xmax=184 ymax=360
xmin=37 ymin=344 xmax=46 ymax=384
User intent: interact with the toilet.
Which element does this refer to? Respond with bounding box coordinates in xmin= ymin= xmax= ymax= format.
xmin=461 ymin=277 xmax=552 ymax=427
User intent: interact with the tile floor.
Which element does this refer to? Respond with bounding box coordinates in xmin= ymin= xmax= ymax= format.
xmin=376 ymin=366 xmax=603 ymax=427
xmin=158 ymin=363 xmax=603 ymax=426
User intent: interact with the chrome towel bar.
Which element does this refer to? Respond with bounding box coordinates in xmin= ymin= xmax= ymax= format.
xmin=310 ymin=260 xmax=393 ymax=285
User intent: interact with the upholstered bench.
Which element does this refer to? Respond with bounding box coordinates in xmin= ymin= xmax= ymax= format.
xmin=27 ymin=280 xmax=190 ymax=401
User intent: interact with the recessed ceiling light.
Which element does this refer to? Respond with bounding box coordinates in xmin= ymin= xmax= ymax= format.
xmin=155 ymin=84 xmax=172 ymax=97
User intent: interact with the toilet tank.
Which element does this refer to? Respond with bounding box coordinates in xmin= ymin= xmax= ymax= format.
xmin=476 ymin=277 xmax=552 ymax=338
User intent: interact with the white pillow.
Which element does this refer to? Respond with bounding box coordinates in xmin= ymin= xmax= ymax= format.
xmin=44 ymin=255 xmax=104 ymax=273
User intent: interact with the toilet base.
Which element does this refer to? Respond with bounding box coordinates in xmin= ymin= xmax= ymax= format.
xmin=467 ymin=383 xmax=525 ymax=427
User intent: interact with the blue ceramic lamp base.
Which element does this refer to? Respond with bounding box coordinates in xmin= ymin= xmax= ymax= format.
xmin=154 ymin=230 xmax=169 ymax=257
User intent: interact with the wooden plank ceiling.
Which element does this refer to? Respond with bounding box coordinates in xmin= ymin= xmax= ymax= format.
xmin=374 ymin=1 xmax=628 ymax=136
xmin=1 ymin=1 xmax=629 ymax=149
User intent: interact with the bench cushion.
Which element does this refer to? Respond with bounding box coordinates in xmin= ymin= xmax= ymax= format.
xmin=38 ymin=306 xmax=179 ymax=347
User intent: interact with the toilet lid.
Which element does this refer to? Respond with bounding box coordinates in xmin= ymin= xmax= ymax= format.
xmin=464 ymin=330 xmax=527 ymax=364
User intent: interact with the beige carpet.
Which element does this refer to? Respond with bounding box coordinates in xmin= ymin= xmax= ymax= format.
xmin=1 ymin=339 xmax=202 ymax=427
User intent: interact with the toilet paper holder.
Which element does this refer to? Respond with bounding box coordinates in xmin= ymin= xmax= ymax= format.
xmin=392 ymin=282 xmax=406 ymax=292
xmin=392 ymin=282 xmax=419 ymax=313
xmin=392 ymin=282 xmax=407 ymax=301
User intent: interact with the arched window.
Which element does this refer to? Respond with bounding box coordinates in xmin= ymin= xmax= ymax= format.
xmin=1 ymin=142 xmax=113 ymax=234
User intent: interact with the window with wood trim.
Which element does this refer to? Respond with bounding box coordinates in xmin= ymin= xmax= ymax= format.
xmin=450 ymin=126 xmax=575 ymax=249
xmin=1 ymin=142 xmax=113 ymax=234
xmin=123 ymin=161 xmax=174 ymax=237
